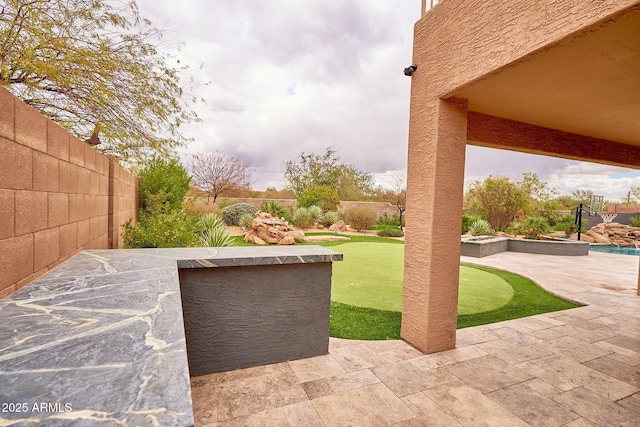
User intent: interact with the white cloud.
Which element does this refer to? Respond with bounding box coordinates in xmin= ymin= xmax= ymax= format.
xmin=136 ymin=1 xmax=639 ymax=196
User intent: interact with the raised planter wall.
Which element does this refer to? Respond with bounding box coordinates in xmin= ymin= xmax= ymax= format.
xmin=461 ymin=236 xmax=590 ymax=257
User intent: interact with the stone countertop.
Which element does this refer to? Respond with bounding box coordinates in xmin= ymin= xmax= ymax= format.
xmin=0 ymin=246 xmax=342 ymax=426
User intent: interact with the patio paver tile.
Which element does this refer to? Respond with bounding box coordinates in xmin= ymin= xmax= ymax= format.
xmin=396 ymin=392 xmax=463 ymax=427
xmin=616 ymin=392 xmax=640 ymax=415
xmin=282 ymin=401 xmax=325 ymax=427
xmin=331 ymin=342 xmax=387 ymax=372
xmin=217 ymin=407 xmax=288 ymax=427
xmin=583 ymin=356 xmax=640 ymax=387
xmin=311 ymin=382 xmax=415 ymax=427
xmin=289 ymin=354 xmax=346 ymax=383
xmin=544 ymin=357 xmax=639 ymax=400
xmin=424 ymin=384 xmax=530 ymax=427
xmin=552 ymin=387 xmax=637 ymax=427
xmin=442 ymin=355 xmax=534 ymax=393
xmin=301 ymin=378 xmax=334 ymax=400
xmin=372 ymin=360 xmax=460 ymax=397
xmin=410 ymin=345 xmax=487 ymax=371
xmin=476 ymin=338 xmax=554 ymax=365
xmin=487 ymin=383 xmax=580 ymax=427
xmin=540 ymin=335 xmax=613 ymax=362
xmin=325 ymin=368 xmax=380 ymax=393
xmin=605 ymin=335 xmax=640 ymax=353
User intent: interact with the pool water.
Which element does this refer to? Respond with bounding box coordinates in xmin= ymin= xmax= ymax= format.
xmin=589 ymin=245 xmax=640 ymax=256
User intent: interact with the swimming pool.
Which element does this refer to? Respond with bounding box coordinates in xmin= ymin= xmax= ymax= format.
xmin=589 ymin=245 xmax=640 ymax=256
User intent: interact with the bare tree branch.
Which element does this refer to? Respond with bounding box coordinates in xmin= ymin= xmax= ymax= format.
xmin=190 ymin=151 xmax=253 ymax=203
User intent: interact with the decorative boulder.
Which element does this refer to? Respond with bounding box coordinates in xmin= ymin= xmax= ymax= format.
xmin=329 ymin=220 xmax=347 ymax=232
xmin=585 ymin=222 xmax=640 ymax=246
xmin=278 ymin=236 xmax=296 ymax=245
xmin=243 ymin=212 xmax=306 ymax=245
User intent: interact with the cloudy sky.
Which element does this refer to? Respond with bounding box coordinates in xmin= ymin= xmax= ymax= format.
xmin=136 ymin=0 xmax=640 ymax=200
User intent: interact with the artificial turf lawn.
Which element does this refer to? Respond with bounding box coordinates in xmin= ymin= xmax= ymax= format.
xmin=232 ymin=232 xmax=582 ymax=339
xmin=330 ymin=242 xmax=514 ymax=314
xmin=322 ymin=237 xmax=582 ymax=339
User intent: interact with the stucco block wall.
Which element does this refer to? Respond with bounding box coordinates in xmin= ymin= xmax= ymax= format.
xmin=0 ymin=87 xmax=138 ymax=299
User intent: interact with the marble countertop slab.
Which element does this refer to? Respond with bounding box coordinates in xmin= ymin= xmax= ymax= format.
xmin=0 ymin=246 xmax=342 ymax=426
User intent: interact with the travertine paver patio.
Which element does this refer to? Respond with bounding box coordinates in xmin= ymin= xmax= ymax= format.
xmin=190 ymin=251 xmax=640 ymax=426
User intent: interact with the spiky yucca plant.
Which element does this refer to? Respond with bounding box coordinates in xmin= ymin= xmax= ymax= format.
xmin=198 ymin=213 xmax=235 ymax=247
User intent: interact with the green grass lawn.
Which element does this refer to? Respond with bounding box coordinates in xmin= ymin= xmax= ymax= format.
xmin=232 ymin=232 xmax=581 ymax=339
xmin=331 ymin=242 xmax=514 ymax=314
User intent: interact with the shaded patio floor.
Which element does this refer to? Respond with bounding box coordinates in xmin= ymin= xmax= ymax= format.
xmin=191 ymin=251 xmax=640 ymax=426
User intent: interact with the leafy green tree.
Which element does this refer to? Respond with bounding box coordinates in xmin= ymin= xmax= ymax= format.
xmin=297 ymin=185 xmax=340 ymax=211
xmin=0 ymin=0 xmax=198 ymax=161
xmin=284 ymin=147 xmax=374 ymax=200
xmin=571 ymin=189 xmax=594 ymax=205
xmin=466 ymin=176 xmax=529 ymax=232
xmin=123 ymin=156 xmax=199 ymax=248
xmin=138 ymin=157 xmax=191 ymax=212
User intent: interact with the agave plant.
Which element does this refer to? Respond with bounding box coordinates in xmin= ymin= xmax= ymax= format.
xmin=321 ymin=211 xmax=337 ymax=226
xmin=307 ymin=205 xmax=323 ymax=222
xmin=291 ymin=207 xmax=313 ymax=229
xmin=198 ymin=213 xmax=235 ymax=247
xmin=468 ymin=219 xmax=495 ymax=236
xmin=239 ymin=212 xmax=255 ymax=229
xmin=260 ymin=200 xmax=287 ymax=219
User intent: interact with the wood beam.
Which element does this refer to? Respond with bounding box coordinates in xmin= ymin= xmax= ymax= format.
xmin=467 ymin=111 xmax=640 ymax=169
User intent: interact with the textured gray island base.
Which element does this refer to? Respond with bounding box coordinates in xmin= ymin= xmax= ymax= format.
xmin=0 ymin=246 xmax=341 ymax=426
xmin=180 ymin=263 xmax=332 ymax=375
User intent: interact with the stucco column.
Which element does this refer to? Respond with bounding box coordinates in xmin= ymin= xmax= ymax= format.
xmin=402 ymin=97 xmax=468 ymax=354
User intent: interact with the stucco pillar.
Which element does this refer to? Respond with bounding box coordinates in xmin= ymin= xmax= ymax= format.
xmin=402 ymin=97 xmax=468 ymax=354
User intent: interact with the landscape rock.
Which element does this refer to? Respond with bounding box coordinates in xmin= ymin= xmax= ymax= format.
xmin=329 ymin=220 xmax=347 ymax=232
xmin=243 ymin=212 xmax=305 ymax=245
xmin=278 ymin=236 xmax=296 ymax=245
xmin=284 ymin=230 xmax=306 ymax=243
xmin=585 ymin=222 xmax=640 ymax=246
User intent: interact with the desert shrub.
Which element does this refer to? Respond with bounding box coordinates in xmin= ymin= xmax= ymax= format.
xmin=377 ymin=228 xmax=404 ymax=237
xmin=198 ymin=213 xmax=235 ymax=247
xmin=123 ymin=157 xmax=200 ymax=248
xmin=239 ymin=213 xmax=255 ymax=229
xmin=217 ymin=198 xmax=234 ymax=210
xmin=297 ymin=185 xmax=340 ymax=211
xmin=468 ymin=219 xmax=495 ymax=236
xmin=221 ymin=203 xmax=258 ymax=225
xmin=629 ymin=215 xmax=640 ymax=227
xmin=260 ymin=200 xmax=287 ymax=219
xmin=123 ymin=206 xmax=200 ymax=248
xmin=308 ymin=205 xmax=323 ymax=222
xmin=138 ymin=156 xmax=191 ymax=213
xmin=190 ymin=200 xmax=223 ymax=217
xmin=553 ymin=221 xmax=576 ymax=236
xmin=321 ymin=211 xmax=337 ymax=226
xmin=291 ymin=207 xmax=313 ymax=229
xmin=462 ymin=214 xmax=481 ymax=234
xmin=345 ymin=207 xmax=377 ymax=231
xmin=510 ymin=215 xmax=551 ymax=239
xmin=377 ymin=212 xmax=402 ymax=226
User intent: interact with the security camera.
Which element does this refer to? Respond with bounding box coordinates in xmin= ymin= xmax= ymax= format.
xmin=404 ymin=65 xmax=417 ymax=76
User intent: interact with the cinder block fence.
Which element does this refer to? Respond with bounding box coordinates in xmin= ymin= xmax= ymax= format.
xmin=0 ymin=87 xmax=138 ymax=299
